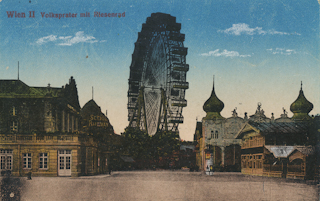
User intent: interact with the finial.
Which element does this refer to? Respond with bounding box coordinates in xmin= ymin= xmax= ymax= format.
xmin=232 ymin=107 xmax=238 ymax=117
xmin=257 ymin=102 xmax=262 ymax=111
xmin=301 ymin=81 xmax=303 ymax=90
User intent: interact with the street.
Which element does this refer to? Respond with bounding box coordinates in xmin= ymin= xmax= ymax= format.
xmin=2 ymin=171 xmax=318 ymax=201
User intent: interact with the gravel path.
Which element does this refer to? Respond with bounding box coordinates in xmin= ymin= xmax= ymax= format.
xmin=3 ymin=171 xmax=317 ymax=201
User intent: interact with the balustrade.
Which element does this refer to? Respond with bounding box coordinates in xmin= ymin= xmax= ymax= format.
xmin=0 ymin=134 xmax=77 ymax=143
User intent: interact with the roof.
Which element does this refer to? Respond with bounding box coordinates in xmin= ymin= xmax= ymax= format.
xmin=180 ymin=144 xmax=195 ymax=151
xmin=203 ymin=78 xmax=224 ymax=120
xmin=0 ymin=77 xmax=81 ymax=110
xmin=290 ymin=84 xmax=313 ymax=120
xmin=0 ymin=80 xmax=62 ymax=98
xmin=265 ymin=146 xmax=295 ymax=158
xmin=236 ymin=121 xmax=309 ymax=139
xmin=295 ymin=146 xmax=315 ymax=155
xmin=249 ymin=121 xmax=308 ymax=135
xmin=81 ymin=99 xmax=102 ymax=114
xmin=265 ymin=145 xmax=314 ymax=158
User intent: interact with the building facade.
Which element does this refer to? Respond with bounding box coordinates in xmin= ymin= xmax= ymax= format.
xmin=80 ymin=99 xmax=122 ymax=175
xmin=236 ymin=84 xmax=317 ymax=179
xmin=194 ymin=79 xmax=318 ymax=179
xmin=198 ymin=79 xmax=246 ymax=172
xmin=0 ymin=77 xmax=118 ymax=177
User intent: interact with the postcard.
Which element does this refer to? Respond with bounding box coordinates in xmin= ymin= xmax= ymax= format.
xmin=0 ymin=0 xmax=319 ymax=200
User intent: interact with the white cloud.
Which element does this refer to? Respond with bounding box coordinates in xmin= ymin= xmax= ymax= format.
xmin=59 ymin=36 xmax=72 ymax=40
xmin=35 ymin=31 xmax=99 ymax=46
xmin=58 ymin=31 xmax=98 ymax=46
xmin=201 ymin=49 xmax=251 ymax=58
xmin=36 ymin=35 xmax=57 ymax=45
xmin=266 ymin=48 xmax=298 ymax=55
xmin=218 ymin=23 xmax=300 ymax=36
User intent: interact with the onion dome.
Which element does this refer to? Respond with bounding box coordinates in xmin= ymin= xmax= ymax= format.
xmin=203 ymin=77 xmax=224 ymax=120
xmin=290 ymin=82 xmax=313 ymax=120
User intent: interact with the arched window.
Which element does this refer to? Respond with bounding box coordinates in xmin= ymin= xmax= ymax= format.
xmin=215 ymin=131 xmax=218 ymax=139
xmin=211 ymin=130 xmax=214 ymax=139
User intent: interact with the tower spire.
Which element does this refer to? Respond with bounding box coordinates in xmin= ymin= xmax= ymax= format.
xmin=212 ymin=75 xmax=215 ymax=91
xmin=18 ymin=61 xmax=19 ymax=80
xmin=92 ymin=86 xmax=94 ymax=100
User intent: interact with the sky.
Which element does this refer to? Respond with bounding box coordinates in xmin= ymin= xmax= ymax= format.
xmin=0 ymin=0 xmax=319 ymax=141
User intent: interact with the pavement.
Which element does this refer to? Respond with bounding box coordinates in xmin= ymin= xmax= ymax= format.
xmin=1 ymin=171 xmax=319 ymax=201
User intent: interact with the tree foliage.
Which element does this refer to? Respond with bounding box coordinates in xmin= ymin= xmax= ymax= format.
xmin=122 ymin=127 xmax=181 ymax=169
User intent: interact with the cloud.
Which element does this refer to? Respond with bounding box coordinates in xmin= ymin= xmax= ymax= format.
xmin=218 ymin=23 xmax=300 ymax=36
xmin=266 ymin=48 xmax=299 ymax=55
xmin=58 ymin=36 xmax=72 ymax=40
xmin=36 ymin=35 xmax=57 ymax=45
xmin=268 ymin=30 xmax=301 ymax=36
xmin=200 ymin=49 xmax=251 ymax=58
xmin=35 ymin=31 xmax=100 ymax=46
xmin=58 ymin=31 xmax=98 ymax=46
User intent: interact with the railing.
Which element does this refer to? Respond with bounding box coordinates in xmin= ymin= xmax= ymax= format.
xmin=287 ymin=165 xmax=303 ymax=173
xmin=0 ymin=134 xmax=78 ymax=143
xmin=242 ymin=137 xmax=264 ymax=149
xmin=263 ymin=164 xmax=283 ymax=172
xmin=16 ymin=136 xmax=32 ymax=141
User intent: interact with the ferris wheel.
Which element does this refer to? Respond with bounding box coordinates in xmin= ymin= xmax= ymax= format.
xmin=127 ymin=13 xmax=189 ymax=136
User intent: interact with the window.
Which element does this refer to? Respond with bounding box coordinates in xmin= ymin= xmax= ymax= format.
xmin=11 ymin=106 xmax=17 ymax=116
xmin=66 ymin=156 xmax=71 ymax=169
xmin=215 ymin=131 xmax=218 ymax=139
xmin=10 ymin=121 xmax=18 ymax=132
xmin=211 ymin=131 xmax=214 ymax=139
xmin=0 ymin=150 xmax=13 ymax=170
xmin=39 ymin=153 xmax=48 ymax=169
xmin=23 ymin=153 xmax=32 ymax=169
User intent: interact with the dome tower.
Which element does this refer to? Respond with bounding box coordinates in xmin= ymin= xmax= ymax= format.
xmin=203 ymin=77 xmax=225 ymax=120
xmin=290 ymin=82 xmax=313 ymax=121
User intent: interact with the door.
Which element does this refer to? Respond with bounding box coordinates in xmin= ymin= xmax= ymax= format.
xmin=0 ymin=150 xmax=13 ymax=172
xmin=58 ymin=150 xmax=71 ymax=176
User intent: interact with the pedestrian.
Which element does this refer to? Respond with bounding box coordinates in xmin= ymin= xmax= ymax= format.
xmin=108 ymin=165 xmax=112 ymax=175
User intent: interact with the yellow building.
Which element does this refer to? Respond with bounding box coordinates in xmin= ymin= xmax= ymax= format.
xmin=0 ymin=77 xmax=116 ymax=177
xmin=236 ymin=84 xmax=316 ymax=179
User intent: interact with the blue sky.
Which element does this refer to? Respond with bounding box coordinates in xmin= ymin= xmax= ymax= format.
xmin=1 ymin=0 xmax=319 ymax=141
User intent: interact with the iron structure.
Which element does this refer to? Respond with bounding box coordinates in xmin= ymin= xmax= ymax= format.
xmin=127 ymin=13 xmax=189 ymax=136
